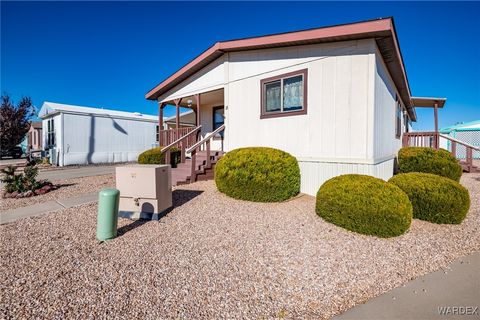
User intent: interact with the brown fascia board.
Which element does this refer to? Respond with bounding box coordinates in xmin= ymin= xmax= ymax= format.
xmin=146 ymin=18 xmax=414 ymax=121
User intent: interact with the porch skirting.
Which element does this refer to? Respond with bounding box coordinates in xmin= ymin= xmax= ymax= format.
xmin=298 ymin=158 xmax=395 ymax=196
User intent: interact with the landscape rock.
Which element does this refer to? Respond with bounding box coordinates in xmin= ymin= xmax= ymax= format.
xmin=24 ymin=191 xmax=34 ymax=198
xmin=0 ymin=173 xmax=479 ymax=319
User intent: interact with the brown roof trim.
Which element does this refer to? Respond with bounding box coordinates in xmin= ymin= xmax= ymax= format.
xmin=411 ymin=97 xmax=447 ymax=108
xmin=146 ymin=18 xmax=414 ymax=119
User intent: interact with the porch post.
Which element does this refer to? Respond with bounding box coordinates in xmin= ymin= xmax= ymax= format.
xmin=174 ymin=98 xmax=182 ymax=140
xmin=434 ymin=102 xmax=439 ymax=149
xmin=158 ymin=102 xmax=164 ymax=146
xmin=195 ymin=94 xmax=201 ymax=127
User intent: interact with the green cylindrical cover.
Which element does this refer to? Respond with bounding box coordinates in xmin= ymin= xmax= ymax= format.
xmin=96 ymin=188 xmax=120 ymax=241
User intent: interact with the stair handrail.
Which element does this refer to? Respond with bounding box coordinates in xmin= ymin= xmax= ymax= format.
xmin=161 ymin=125 xmax=202 ymax=164
xmin=186 ymin=124 xmax=225 ymax=154
xmin=187 ymin=124 xmax=225 ymax=183
xmin=440 ymin=133 xmax=479 ymax=172
xmin=439 ymin=134 xmax=480 ymax=151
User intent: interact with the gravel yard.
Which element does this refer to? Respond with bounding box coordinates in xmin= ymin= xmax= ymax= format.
xmin=0 ymin=174 xmax=115 ymax=212
xmin=1 ymin=173 xmax=479 ymax=319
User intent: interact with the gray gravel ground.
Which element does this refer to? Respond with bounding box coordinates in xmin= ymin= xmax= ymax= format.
xmin=0 ymin=175 xmax=115 ymax=212
xmin=1 ymin=173 xmax=479 ymax=319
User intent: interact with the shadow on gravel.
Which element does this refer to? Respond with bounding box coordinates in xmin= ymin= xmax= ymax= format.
xmin=117 ymin=220 xmax=149 ymax=236
xmin=55 ymin=183 xmax=77 ymax=188
xmin=116 ymin=190 xmax=203 ymax=237
xmin=172 ymin=189 xmax=203 ymax=208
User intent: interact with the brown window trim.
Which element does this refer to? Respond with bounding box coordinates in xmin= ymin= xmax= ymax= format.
xmin=395 ymin=96 xmax=401 ymax=140
xmin=260 ymin=68 xmax=308 ymax=119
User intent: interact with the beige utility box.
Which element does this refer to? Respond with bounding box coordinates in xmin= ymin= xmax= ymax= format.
xmin=116 ymin=164 xmax=172 ymax=220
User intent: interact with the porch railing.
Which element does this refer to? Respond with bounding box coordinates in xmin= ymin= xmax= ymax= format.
xmin=186 ymin=124 xmax=225 ymax=183
xmin=161 ymin=126 xmax=202 ymax=165
xmin=403 ymin=132 xmax=480 ymax=172
xmin=159 ymin=127 xmax=198 ymax=149
xmin=402 ymin=131 xmax=439 ymax=149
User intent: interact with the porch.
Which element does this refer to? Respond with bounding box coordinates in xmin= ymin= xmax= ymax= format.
xmin=402 ymin=97 xmax=479 ymax=172
xmin=157 ymin=88 xmax=226 ymax=185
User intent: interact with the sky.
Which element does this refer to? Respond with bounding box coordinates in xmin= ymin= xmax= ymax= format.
xmin=1 ymin=1 xmax=479 ymax=131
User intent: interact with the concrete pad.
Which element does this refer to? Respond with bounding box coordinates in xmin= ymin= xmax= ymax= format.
xmin=56 ymin=192 xmax=98 ymax=208
xmin=0 ymin=201 xmax=64 ymax=224
xmin=1 ymin=192 xmax=99 ymax=225
xmin=335 ymin=251 xmax=480 ymax=320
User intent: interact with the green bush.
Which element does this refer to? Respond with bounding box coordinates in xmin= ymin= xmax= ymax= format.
xmin=215 ymin=147 xmax=300 ymax=202
xmin=389 ymin=172 xmax=470 ymax=224
xmin=1 ymin=164 xmax=50 ymax=194
xmin=315 ymin=174 xmax=412 ymax=238
xmin=398 ymin=147 xmax=462 ymax=181
xmin=138 ymin=147 xmax=179 ymax=165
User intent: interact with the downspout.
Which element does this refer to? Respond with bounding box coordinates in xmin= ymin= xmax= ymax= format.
xmin=61 ymin=112 xmax=65 ymax=166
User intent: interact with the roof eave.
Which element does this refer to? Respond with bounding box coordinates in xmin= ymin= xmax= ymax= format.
xmin=145 ymin=18 xmax=398 ymax=101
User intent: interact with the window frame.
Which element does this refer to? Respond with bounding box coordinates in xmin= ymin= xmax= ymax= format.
xmin=46 ymin=118 xmax=55 ymax=148
xmin=260 ymin=68 xmax=308 ymax=119
xmin=395 ymin=97 xmax=402 ymax=139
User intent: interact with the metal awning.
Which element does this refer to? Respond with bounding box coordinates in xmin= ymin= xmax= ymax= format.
xmin=411 ymin=97 xmax=447 ymax=108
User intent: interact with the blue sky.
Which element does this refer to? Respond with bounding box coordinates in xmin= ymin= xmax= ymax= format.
xmin=1 ymin=1 xmax=479 ymax=130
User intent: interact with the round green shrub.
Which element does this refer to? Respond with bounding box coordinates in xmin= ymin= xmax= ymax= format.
xmin=389 ymin=172 xmax=470 ymax=224
xmin=138 ymin=147 xmax=164 ymax=164
xmin=316 ymin=174 xmax=413 ymax=238
xmin=398 ymin=147 xmax=462 ymax=181
xmin=138 ymin=147 xmax=180 ymax=165
xmin=214 ymin=147 xmax=300 ymax=202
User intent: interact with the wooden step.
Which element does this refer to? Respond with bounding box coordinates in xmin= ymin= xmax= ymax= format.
xmin=171 ymin=151 xmax=224 ymax=186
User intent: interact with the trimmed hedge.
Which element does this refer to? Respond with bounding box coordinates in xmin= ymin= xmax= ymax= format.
xmin=316 ymin=174 xmax=413 ymax=238
xmin=138 ymin=147 xmax=164 ymax=164
xmin=214 ymin=147 xmax=300 ymax=202
xmin=389 ymin=172 xmax=470 ymax=224
xmin=137 ymin=147 xmax=180 ymax=165
xmin=398 ymin=147 xmax=462 ymax=181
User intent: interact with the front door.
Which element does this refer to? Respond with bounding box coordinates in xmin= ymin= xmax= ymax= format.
xmin=212 ymin=106 xmax=224 ymax=150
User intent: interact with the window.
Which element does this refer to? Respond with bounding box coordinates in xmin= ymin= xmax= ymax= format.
xmin=212 ymin=106 xmax=225 ymax=138
xmin=395 ymin=98 xmax=402 ymax=139
xmin=261 ymin=69 xmax=307 ymax=119
xmin=46 ymin=119 xmax=55 ymax=148
xmin=156 ymin=125 xmax=159 ymax=142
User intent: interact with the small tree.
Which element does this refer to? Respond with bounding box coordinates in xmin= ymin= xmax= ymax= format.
xmin=0 ymin=95 xmax=35 ymax=150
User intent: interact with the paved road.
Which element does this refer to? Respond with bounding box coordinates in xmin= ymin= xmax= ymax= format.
xmin=335 ymin=251 xmax=480 ymax=319
xmin=37 ymin=166 xmax=116 ymax=181
xmin=1 ymin=165 xmax=115 ymax=188
xmin=0 ymin=158 xmax=26 ymax=166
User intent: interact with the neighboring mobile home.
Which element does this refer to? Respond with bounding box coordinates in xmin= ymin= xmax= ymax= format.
xmin=27 ymin=121 xmax=43 ymax=151
xmin=146 ymin=17 xmax=446 ymax=195
xmin=38 ymin=102 xmax=194 ymax=166
xmin=440 ymin=120 xmax=480 ymax=159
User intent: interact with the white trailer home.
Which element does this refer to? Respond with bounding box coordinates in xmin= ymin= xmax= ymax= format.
xmin=38 ymin=102 xmax=194 ymax=166
xmin=145 ymin=18 xmax=447 ymax=195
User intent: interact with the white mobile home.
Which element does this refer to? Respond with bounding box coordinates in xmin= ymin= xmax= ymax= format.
xmin=146 ymin=18 xmax=447 ymax=195
xmin=38 ymin=102 xmax=194 ymax=166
